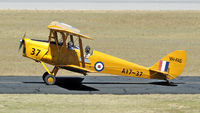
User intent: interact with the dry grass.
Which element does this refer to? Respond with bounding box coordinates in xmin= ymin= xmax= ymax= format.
xmin=0 ymin=10 xmax=200 ymax=75
xmin=0 ymin=94 xmax=199 ymax=113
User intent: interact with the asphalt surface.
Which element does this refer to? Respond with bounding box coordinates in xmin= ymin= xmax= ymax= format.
xmin=0 ymin=76 xmax=199 ymax=94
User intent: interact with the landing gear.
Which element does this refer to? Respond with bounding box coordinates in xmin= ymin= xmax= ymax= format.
xmin=42 ymin=72 xmax=56 ymax=85
xmin=44 ymin=74 xmax=56 ymax=85
xmin=42 ymin=72 xmax=48 ymax=81
xmin=166 ymin=80 xmax=170 ymax=84
xmin=164 ymin=75 xmax=174 ymax=86
xmin=40 ymin=62 xmax=59 ymax=85
xmin=165 ymin=80 xmax=175 ymax=86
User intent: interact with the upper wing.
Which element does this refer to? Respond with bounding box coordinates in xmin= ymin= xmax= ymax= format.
xmin=48 ymin=21 xmax=93 ymax=40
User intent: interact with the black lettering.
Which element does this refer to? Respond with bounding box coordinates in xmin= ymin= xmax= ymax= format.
xmin=31 ymin=48 xmax=41 ymax=56
xmin=129 ymin=69 xmax=132 ymax=75
xmin=169 ymin=57 xmax=175 ymax=61
xmin=36 ymin=49 xmax=41 ymax=56
xmin=136 ymin=71 xmax=139 ymax=76
xmin=31 ymin=48 xmax=35 ymax=55
xmin=126 ymin=69 xmax=129 ymax=74
xmin=169 ymin=57 xmax=182 ymax=63
xmin=175 ymin=58 xmax=182 ymax=63
xmin=121 ymin=68 xmax=125 ymax=73
xmin=122 ymin=68 xmax=143 ymax=76
xmin=140 ymin=72 xmax=143 ymax=76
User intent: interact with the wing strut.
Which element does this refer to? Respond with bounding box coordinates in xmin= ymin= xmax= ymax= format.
xmin=79 ymin=37 xmax=85 ymax=68
xmin=70 ymin=35 xmax=74 ymax=46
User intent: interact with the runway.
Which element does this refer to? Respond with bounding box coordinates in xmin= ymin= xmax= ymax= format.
xmin=0 ymin=76 xmax=199 ymax=94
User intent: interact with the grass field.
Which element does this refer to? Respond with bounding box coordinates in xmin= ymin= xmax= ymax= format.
xmin=0 ymin=10 xmax=200 ymax=76
xmin=0 ymin=94 xmax=199 ymax=113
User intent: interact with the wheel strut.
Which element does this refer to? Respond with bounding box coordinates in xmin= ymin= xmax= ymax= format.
xmin=41 ymin=62 xmax=59 ymax=85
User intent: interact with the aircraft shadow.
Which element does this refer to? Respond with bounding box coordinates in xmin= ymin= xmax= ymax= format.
xmin=23 ymin=77 xmax=99 ymax=91
xmin=149 ymin=81 xmax=183 ymax=86
xmin=83 ymin=81 xmax=183 ymax=86
xmin=55 ymin=77 xmax=99 ymax=91
xmin=56 ymin=77 xmax=183 ymax=87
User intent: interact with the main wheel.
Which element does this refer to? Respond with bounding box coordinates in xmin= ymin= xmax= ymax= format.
xmin=42 ymin=72 xmax=49 ymax=81
xmin=44 ymin=74 xmax=56 ymax=85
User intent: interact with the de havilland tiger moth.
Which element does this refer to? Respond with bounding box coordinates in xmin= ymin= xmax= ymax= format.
xmin=19 ymin=21 xmax=186 ymax=85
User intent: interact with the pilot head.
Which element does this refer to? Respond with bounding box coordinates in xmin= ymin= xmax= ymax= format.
xmin=68 ymin=41 xmax=73 ymax=48
xmin=85 ymin=45 xmax=90 ymax=54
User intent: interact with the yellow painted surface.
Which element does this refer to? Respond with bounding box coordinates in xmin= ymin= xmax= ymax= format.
xmin=41 ymin=62 xmax=51 ymax=74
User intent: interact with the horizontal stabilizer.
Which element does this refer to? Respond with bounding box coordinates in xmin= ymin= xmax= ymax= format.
xmin=149 ymin=69 xmax=177 ymax=80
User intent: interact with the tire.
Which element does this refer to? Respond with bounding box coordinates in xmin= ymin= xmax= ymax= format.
xmin=44 ymin=74 xmax=56 ymax=85
xmin=42 ymin=72 xmax=49 ymax=81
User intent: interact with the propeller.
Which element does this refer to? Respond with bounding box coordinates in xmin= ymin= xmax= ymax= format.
xmin=19 ymin=33 xmax=26 ymax=51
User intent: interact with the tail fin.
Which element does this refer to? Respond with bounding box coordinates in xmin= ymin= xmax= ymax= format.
xmin=150 ymin=50 xmax=186 ymax=80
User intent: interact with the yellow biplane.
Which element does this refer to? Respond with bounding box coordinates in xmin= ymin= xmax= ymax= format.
xmin=19 ymin=21 xmax=186 ymax=85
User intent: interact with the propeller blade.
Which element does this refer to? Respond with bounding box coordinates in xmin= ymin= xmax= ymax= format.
xmin=23 ymin=32 xmax=26 ymax=39
xmin=19 ymin=33 xmax=26 ymax=51
xmin=19 ymin=39 xmax=23 ymax=50
xmin=19 ymin=39 xmax=24 ymax=50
